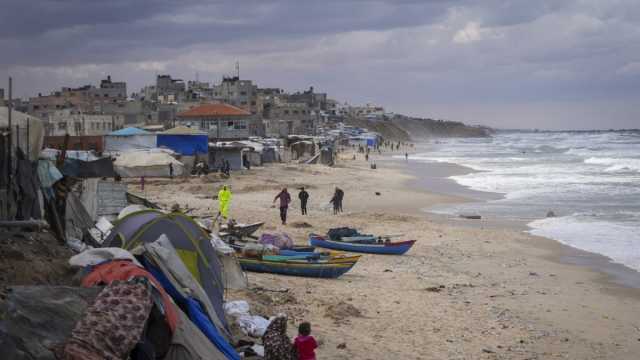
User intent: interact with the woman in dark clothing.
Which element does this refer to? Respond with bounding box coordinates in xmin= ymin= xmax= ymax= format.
xmin=273 ymin=188 xmax=292 ymax=225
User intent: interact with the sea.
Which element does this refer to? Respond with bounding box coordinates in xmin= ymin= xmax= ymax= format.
xmin=408 ymin=130 xmax=640 ymax=272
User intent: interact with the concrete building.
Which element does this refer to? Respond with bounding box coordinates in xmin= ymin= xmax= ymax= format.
xmin=284 ymin=86 xmax=327 ymax=111
xmin=212 ymin=77 xmax=259 ymax=114
xmin=263 ymin=102 xmax=314 ymax=137
xmin=176 ymin=103 xmax=259 ymax=140
xmin=27 ymin=75 xmax=127 ymax=118
xmin=45 ymin=109 xmax=125 ymax=136
xmin=156 ymin=75 xmax=185 ymax=102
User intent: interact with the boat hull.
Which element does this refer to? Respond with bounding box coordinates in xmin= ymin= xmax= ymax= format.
xmin=238 ymin=258 xmax=356 ymax=278
xmin=309 ymin=235 xmax=415 ymax=255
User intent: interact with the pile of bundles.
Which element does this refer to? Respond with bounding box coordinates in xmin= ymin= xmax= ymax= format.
xmin=240 ymin=233 xmax=294 ymax=259
xmin=0 ymin=209 xmax=250 ymax=360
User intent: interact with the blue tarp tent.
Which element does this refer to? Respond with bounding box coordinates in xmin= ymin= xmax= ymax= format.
xmin=157 ymin=127 xmax=209 ymax=155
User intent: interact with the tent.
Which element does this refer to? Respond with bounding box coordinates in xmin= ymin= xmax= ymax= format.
xmin=102 ymin=210 xmax=228 ymax=334
xmin=114 ymin=150 xmax=184 ymax=177
xmin=104 ymin=127 xmax=157 ymax=153
xmin=61 ymin=157 xmax=117 ymax=178
xmin=0 ymin=107 xmax=44 ymax=162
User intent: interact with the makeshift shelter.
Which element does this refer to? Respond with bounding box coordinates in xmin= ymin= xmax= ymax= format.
xmin=208 ymin=142 xmax=249 ymax=170
xmin=290 ymin=140 xmax=315 ymax=159
xmin=261 ymin=146 xmax=280 ymax=163
xmin=0 ymin=107 xmax=44 ymax=162
xmin=114 ymin=150 xmax=184 ymax=177
xmin=102 ymin=210 xmax=228 ymax=335
xmin=61 ymin=157 xmax=117 ymax=178
xmin=157 ymin=126 xmax=208 ymax=156
xmin=104 ymin=127 xmax=157 ymax=153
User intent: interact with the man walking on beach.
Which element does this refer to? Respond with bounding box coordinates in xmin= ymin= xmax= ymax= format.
xmin=298 ymin=187 xmax=309 ymax=215
xmin=273 ymin=188 xmax=292 ymax=225
xmin=169 ymin=162 xmax=174 ymax=179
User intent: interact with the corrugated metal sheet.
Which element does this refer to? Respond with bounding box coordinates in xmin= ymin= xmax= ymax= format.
xmin=96 ymin=181 xmax=128 ymax=218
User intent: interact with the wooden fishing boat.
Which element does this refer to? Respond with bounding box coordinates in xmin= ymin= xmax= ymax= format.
xmin=309 ymin=234 xmax=416 ymax=255
xmin=238 ymin=256 xmax=357 ymax=278
xmin=265 ymin=252 xmax=362 ymax=264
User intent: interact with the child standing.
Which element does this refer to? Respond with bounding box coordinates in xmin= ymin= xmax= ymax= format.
xmin=293 ymin=322 xmax=318 ymax=360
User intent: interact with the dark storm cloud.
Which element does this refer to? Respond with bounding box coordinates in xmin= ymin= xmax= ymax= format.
xmin=1 ymin=0 xmax=639 ymax=129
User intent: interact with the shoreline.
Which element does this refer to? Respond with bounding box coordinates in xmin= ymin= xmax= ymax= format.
xmin=136 ymin=153 xmax=640 ymax=359
xmin=388 ymin=155 xmax=640 ymax=290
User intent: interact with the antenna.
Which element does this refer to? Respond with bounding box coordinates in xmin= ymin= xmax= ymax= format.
xmin=236 ymin=61 xmax=240 ymax=79
xmin=196 ymin=71 xmax=199 ymax=82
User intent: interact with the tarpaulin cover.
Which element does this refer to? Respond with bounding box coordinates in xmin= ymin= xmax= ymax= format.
xmin=102 ymin=210 xmax=227 ymax=332
xmin=142 ymin=259 xmax=238 ymax=359
xmin=157 ymin=134 xmax=208 ymax=156
xmin=62 ymin=157 xmax=117 ymax=178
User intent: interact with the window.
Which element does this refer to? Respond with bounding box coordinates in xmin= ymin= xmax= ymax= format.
xmin=241 ymin=101 xmax=247 ymax=105
xmin=251 ymin=101 xmax=256 ymax=106
xmin=58 ymin=122 xmax=67 ymax=130
xmin=227 ymin=121 xmax=234 ymax=129
xmin=234 ymin=120 xmax=247 ymax=130
xmin=240 ymin=91 xmax=247 ymax=96
xmin=284 ymin=110 xmax=290 ymax=115
xmin=293 ymin=110 xmax=299 ymax=114
xmin=104 ymin=94 xmax=109 ymax=97
xmin=74 ymin=122 xmax=82 ymax=133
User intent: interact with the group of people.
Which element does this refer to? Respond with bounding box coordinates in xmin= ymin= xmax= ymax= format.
xmin=263 ymin=316 xmax=318 ymax=360
xmin=272 ymin=186 xmax=344 ymax=225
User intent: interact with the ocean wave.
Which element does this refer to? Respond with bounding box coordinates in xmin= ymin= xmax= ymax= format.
xmin=528 ymin=215 xmax=640 ymax=272
xmin=584 ymin=157 xmax=640 ymax=173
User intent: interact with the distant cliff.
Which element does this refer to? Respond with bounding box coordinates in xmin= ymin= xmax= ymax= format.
xmin=345 ymin=115 xmax=491 ymax=141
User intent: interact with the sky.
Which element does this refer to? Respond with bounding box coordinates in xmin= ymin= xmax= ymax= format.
xmin=1 ymin=0 xmax=639 ymax=130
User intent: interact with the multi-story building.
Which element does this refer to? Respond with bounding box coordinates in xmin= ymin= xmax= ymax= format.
xmin=176 ymin=103 xmax=259 ymax=140
xmin=27 ymin=76 xmax=127 ymax=119
xmin=284 ymin=86 xmax=327 ymax=111
xmin=156 ymin=75 xmax=185 ymax=102
xmin=44 ymin=109 xmax=124 ymax=136
xmin=263 ymin=101 xmax=314 ymax=137
xmin=212 ymin=77 xmax=259 ymax=114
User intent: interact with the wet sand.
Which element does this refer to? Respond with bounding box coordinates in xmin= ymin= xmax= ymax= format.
xmin=132 ymin=150 xmax=640 ymax=360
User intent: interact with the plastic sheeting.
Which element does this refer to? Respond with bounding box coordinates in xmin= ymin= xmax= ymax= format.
xmin=114 ymin=150 xmax=184 ymax=177
xmin=157 ymin=134 xmax=208 ymax=156
xmin=104 ymin=134 xmax=157 ymax=153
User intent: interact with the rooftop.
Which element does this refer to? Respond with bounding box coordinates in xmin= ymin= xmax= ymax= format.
xmin=177 ymin=103 xmax=251 ymax=117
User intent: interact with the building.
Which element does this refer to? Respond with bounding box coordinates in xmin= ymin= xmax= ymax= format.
xmin=156 ymin=75 xmax=185 ymax=102
xmin=44 ymin=135 xmax=104 ymax=152
xmin=263 ymin=102 xmax=314 ymax=137
xmin=176 ymin=103 xmax=258 ymax=140
xmin=212 ymin=77 xmax=258 ymax=114
xmin=44 ymin=109 xmax=125 ymax=136
xmin=284 ymin=86 xmax=327 ymax=111
xmin=27 ymin=75 xmax=127 ymax=118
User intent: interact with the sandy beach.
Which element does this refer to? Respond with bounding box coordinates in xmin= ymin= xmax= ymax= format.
xmin=131 ymin=151 xmax=640 ymax=360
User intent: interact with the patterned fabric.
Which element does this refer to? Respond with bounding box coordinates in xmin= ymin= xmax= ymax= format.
xmin=263 ymin=315 xmax=295 ymax=360
xmin=54 ymin=280 xmax=153 ymax=360
xmin=81 ymin=260 xmax=178 ymax=332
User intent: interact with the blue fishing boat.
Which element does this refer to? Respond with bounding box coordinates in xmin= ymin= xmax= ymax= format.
xmin=309 ymin=234 xmax=416 ymax=255
xmin=238 ymin=257 xmax=357 ymax=278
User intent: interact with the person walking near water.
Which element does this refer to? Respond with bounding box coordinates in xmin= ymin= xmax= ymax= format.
xmin=217 ymin=185 xmax=232 ymax=222
xmin=330 ymin=187 xmax=344 ymax=215
xmin=336 ymin=187 xmax=344 ymax=213
xmin=273 ymin=188 xmax=292 ymax=225
xmin=169 ymin=162 xmax=174 ymax=179
xmin=298 ymin=187 xmax=309 ymax=215
xmin=405 ymin=152 xmax=408 ymax=161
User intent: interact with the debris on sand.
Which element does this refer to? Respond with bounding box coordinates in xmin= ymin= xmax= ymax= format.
xmin=325 ymin=301 xmax=363 ymax=320
xmin=290 ymin=221 xmax=313 ymax=228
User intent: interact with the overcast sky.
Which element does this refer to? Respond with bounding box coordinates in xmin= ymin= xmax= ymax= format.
xmin=1 ymin=0 xmax=639 ymax=130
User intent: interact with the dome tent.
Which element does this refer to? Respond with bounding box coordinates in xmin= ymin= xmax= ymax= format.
xmin=102 ymin=209 xmax=228 ymax=335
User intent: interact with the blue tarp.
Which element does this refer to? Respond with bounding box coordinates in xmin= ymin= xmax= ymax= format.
xmin=142 ymin=259 xmax=238 ymax=360
xmin=109 ymin=127 xmax=150 ymax=136
xmin=157 ymin=134 xmax=208 ymax=155
xmin=366 ymin=138 xmax=377 ymax=147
